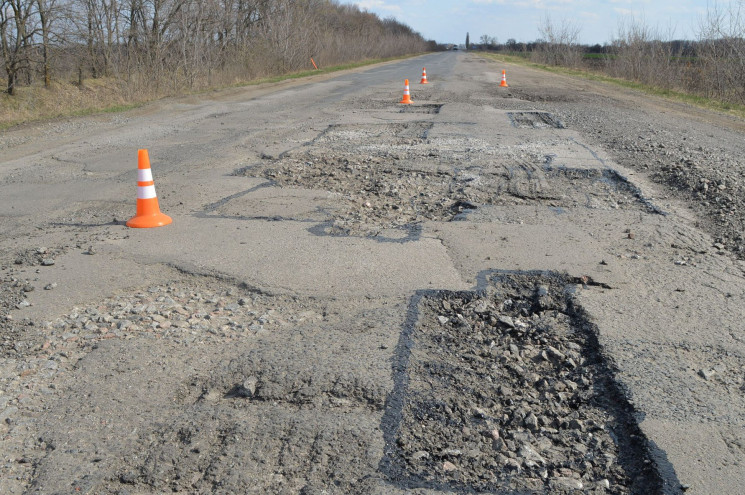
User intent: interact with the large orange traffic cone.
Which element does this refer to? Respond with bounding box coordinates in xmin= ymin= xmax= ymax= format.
xmin=420 ymin=67 xmax=429 ymax=84
xmin=500 ymin=70 xmax=509 ymax=87
xmin=400 ymin=79 xmax=412 ymax=104
xmin=126 ymin=149 xmax=172 ymax=228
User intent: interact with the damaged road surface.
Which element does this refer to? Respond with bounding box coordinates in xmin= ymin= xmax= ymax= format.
xmin=1 ymin=52 xmax=744 ymax=494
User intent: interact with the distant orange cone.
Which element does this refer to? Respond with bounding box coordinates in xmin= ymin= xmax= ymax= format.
xmin=420 ymin=67 xmax=429 ymax=84
xmin=126 ymin=149 xmax=172 ymax=228
xmin=500 ymin=70 xmax=509 ymax=87
xmin=400 ymin=79 xmax=412 ymax=104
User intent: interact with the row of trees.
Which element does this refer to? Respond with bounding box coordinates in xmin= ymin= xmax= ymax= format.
xmin=1 ymin=0 xmax=430 ymax=96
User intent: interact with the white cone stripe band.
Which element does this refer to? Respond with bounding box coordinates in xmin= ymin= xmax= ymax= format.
xmin=137 ymin=185 xmax=157 ymax=199
xmin=138 ymin=169 xmax=153 ymax=182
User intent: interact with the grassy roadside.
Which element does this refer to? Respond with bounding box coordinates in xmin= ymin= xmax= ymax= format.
xmin=0 ymin=54 xmax=422 ymax=131
xmin=479 ymin=52 xmax=745 ymax=120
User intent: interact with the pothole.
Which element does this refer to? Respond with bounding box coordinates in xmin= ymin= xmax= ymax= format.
xmin=382 ymin=272 xmax=666 ymax=493
xmin=399 ymin=104 xmax=443 ymax=114
xmin=506 ymin=89 xmax=579 ymax=104
xmin=508 ymin=112 xmax=566 ymax=129
xmin=311 ymin=122 xmax=433 ymax=146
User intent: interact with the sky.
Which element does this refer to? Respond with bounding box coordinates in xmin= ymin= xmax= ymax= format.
xmin=338 ymin=0 xmax=715 ymax=45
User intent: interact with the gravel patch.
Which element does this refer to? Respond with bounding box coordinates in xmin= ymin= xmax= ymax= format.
xmin=384 ymin=272 xmax=662 ymax=493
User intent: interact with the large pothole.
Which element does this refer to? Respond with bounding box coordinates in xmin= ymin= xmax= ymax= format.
xmin=238 ymin=150 xmax=660 ymax=238
xmin=382 ymin=272 xmax=666 ymax=493
xmin=508 ymin=112 xmax=566 ymax=129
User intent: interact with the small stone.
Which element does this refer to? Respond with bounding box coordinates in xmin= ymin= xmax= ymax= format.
xmin=524 ymin=413 xmax=539 ymax=430
xmin=85 ymin=246 xmax=96 ymax=255
xmin=698 ymin=369 xmax=716 ymax=381
xmin=437 ymin=315 xmax=449 ymax=325
xmin=598 ymin=479 xmax=611 ymax=489
xmin=22 ymin=285 xmax=34 ymax=292
xmin=518 ymin=443 xmax=546 ymax=465
xmin=497 ymin=315 xmax=515 ymax=328
xmin=568 ymin=419 xmax=584 ymax=431
xmin=41 ymin=258 xmax=55 ymax=266
xmin=550 ymin=477 xmax=583 ymax=490
xmin=240 ymin=376 xmax=258 ymax=397
xmin=17 ymin=300 xmax=31 ymax=309
xmin=44 ymin=283 xmax=57 ymax=290
xmin=442 ymin=461 xmax=457 ymax=472
xmin=546 ymin=346 xmax=565 ymax=361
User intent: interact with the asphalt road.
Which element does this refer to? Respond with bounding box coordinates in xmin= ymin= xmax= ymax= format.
xmin=1 ymin=51 xmax=744 ymax=494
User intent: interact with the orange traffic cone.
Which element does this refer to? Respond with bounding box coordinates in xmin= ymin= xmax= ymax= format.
xmin=400 ymin=79 xmax=412 ymax=104
xmin=500 ymin=70 xmax=509 ymax=87
xmin=420 ymin=67 xmax=429 ymax=84
xmin=126 ymin=149 xmax=172 ymax=228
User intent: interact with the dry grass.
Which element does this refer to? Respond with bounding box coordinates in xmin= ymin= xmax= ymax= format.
xmin=0 ymin=78 xmax=138 ymax=130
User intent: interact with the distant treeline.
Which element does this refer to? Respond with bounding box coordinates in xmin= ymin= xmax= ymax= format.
xmin=1 ymin=0 xmax=434 ymax=96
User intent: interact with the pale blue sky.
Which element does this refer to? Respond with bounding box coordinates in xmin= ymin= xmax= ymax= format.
xmin=339 ymin=0 xmax=713 ymax=45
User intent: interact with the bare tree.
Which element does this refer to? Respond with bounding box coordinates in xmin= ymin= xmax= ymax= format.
xmin=535 ymin=15 xmax=582 ymax=67
xmin=1 ymin=0 xmax=40 ymax=93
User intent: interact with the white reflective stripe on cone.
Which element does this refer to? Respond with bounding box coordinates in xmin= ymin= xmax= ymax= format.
xmin=138 ymin=169 xmax=154 ymax=182
xmin=137 ymin=185 xmax=157 ymax=199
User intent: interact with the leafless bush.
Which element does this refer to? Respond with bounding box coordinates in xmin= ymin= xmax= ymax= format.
xmin=605 ymin=17 xmax=683 ymax=90
xmin=696 ymin=1 xmax=745 ymax=103
xmin=532 ymin=15 xmax=582 ymax=68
